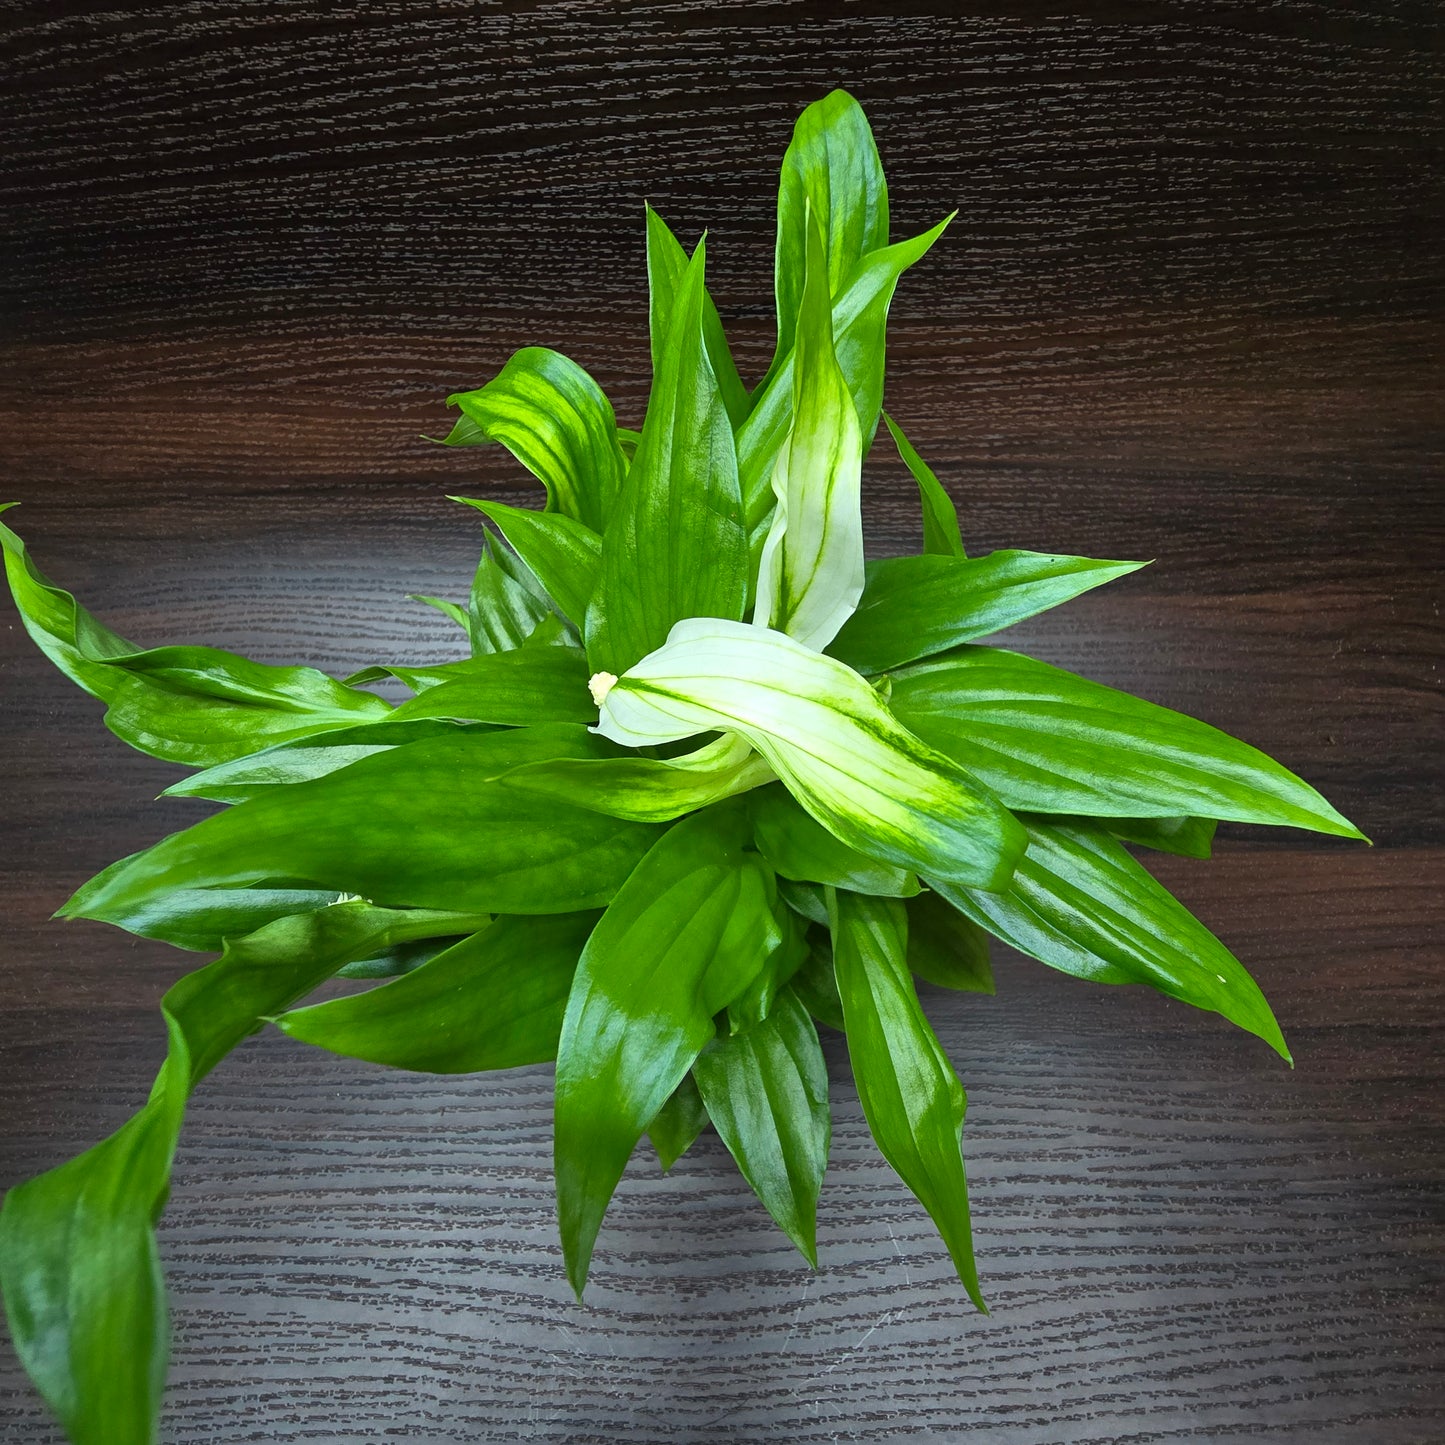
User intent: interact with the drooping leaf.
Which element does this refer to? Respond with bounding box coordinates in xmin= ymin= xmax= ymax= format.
xmin=2 ymin=507 xmax=395 ymax=766
xmin=593 ymin=617 xmax=1026 ymax=891
xmin=930 ymin=816 xmax=1290 ymax=1059
xmin=585 ymin=240 xmax=749 ymax=676
xmin=553 ymin=804 xmax=783 ymax=1296
xmin=738 ymin=217 xmax=952 ymax=550
xmin=647 ymin=1074 xmax=711 ymax=1172
xmin=455 ymin=498 xmax=601 ymax=627
xmin=276 ymin=912 xmax=598 ymax=1071
xmin=442 ymin=347 xmax=626 ymax=531
xmin=888 ymin=645 xmax=1365 ymax=839
xmin=391 ymin=645 xmax=594 ymax=725
xmin=645 ymin=205 xmax=750 ymax=428
xmin=829 ymin=551 xmax=1146 ymax=675
xmin=0 ymin=901 xmax=487 ymax=1445
xmin=907 ymin=889 xmax=994 ymax=993
xmin=500 ymin=730 xmax=774 ymax=823
xmin=769 ymin=90 xmax=889 ymax=386
xmin=693 ymin=988 xmax=831 ymax=1265
xmin=61 ymin=729 xmax=660 ymax=930
xmin=883 ymin=413 xmax=964 ymax=558
xmin=828 ymin=890 xmax=986 ymax=1308
xmin=753 ymin=207 xmax=865 ymax=652
xmin=749 ymin=783 xmax=919 ymax=898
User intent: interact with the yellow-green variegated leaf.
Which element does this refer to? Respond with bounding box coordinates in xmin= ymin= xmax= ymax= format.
xmin=592 ymin=618 xmax=1025 ymax=891
xmin=753 ymin=207 xmax=865 ymax=652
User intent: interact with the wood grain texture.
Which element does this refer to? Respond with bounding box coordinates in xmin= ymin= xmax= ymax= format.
xmin=1 ymin=2 xmax=1442 ymax=1440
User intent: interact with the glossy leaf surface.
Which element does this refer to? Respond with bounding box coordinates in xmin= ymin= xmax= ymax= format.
xmin=595 ymin=617 xmax=1026 ymax=891
xmin=829 ymin=891 xmax=985 ymax=1307
xmin=586 ymin=240 xmax=749 ymax=676
xmin=62 ymin=729 xmax=659 ymax=928
xmin=931 ymin=817 xmax=1289 ymax=1059
xmin=455 ymin=499 xmax=601 ymax=628
xmin=553 ymin=806 xmax=782 ymax=1295
xmin=391 ymin=646 xmax=594 ymax=725
xmin=442 ymin=347 xmax=626 ymax=531
xmin=907 ymin=889 xmax=994 ymax=993
xmin=830 ymin=551 xmax=1146 ymax=675
xmin=693 ymin=988 xmax=831 ymax=1265
xmin=889 ymin=646 xmax=1364 ymax=838
xmin=276 ymin=912 xmax=598 ymax=1071
xmin=647 ymin=1075 xmax=711 ymax=1172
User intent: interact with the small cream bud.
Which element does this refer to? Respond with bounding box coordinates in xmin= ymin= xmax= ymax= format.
xmin=588 ymin=671 xmax=619 ymax=707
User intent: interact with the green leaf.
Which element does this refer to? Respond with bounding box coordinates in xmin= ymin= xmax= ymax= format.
xmin=769 ymin=90 xmax=889 ymax=384
xmin=1104 ymin=815 xmax=1217 ymax=859
xmin=409 ymin=593 xmax=471 ymax=635
xmin=791 ymin=929 xmax=845 ymax=1030
xmin=931 ymin=817 xmax=1290 ymax=1060
xmin=466 ymin=530 xmax=553 ymax=656
xmin=2 ymin=508 xmax=395 ymax=765
xmin=594 ymin=618 xmax=1026 ymax=891
xmin=0 ymin=901 xmax=486 ymax=1445
xmin=585 ymin=239 xmax=749 ymax=676
xmin=749 ymin=782 xmax=920 ymax=898
xmin=61 ymin=728 xmax=661 ymax=929
xmin=442 ymin=347 xmax=626 ymax=531
xmin=754 ymin=207 xmax=865 ymax=651
xmin=738 ymin=218 xmax=952 ymax=551
xmin=883 ymin=413 xmax=964 ymax=557
xmin=647 ymin=1074 xmax=711 ymax=1172
xmin=724 ymin=902 xmax=810 ymax=1035
xmin=645 ymin=205 xmax=750 ymax=429
xmin=907 ymin=890 xmax=993 ymax=993
xmin=454 ymin=498 xmax=601 ymax=627
xmin=828 ymin=890 xmax=986 ymax=1308
xmin=500 ymin=730 xmax=774 ymax=823
xmin=830 ymin=551 xmax=1147 ymax=675
xmin=275 ymin=912 xmax=598 ymax=1071
xmin=693 ymin=988 xmax=831 ymax=1265
xmin=553 ymin=804 xmax=783 ymax=1296
xmin=888 ymin=645 xmax=1365 ymax=839
xmin=391 ymin=646 xmax=595 ymax=725
xmin=777 ymin=877 xmax=829 ymax=927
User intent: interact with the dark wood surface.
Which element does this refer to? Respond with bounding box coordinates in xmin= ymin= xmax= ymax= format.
xmin=1 ymin=4 xmax=1441 ymax=1440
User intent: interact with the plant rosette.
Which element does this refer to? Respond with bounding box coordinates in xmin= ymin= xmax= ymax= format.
xmin=0 ymin=90 xmax=1363 ymax=1445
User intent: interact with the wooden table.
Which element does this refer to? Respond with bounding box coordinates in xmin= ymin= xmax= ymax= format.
xmin=2 ymin=5 xmax=1440 ymax=1440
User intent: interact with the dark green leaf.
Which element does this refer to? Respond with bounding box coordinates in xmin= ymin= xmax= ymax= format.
xmin=749 ymin=783 xmax=920 ymax=897
xmin=889 ymin=645 xmax=1365 ymax=839
xmin=276 ymin=912 xmax=598 ymax=1071
xmin=0 ymin=901 xmax=485 ymax=1445
xmin=725 ymin=903 xmax=809 ymax=1035
xmin=791 ymin=930 xmax=844 ymax=1030
xmin=61 ymin=728 xmax=661 ymax=929
xmin=830 ymin=551 xmax=1146 ymax=675
xmin=467 ymin=531 xmax=552 ymax=655
xmin=776 ymin=877 xmax=829 ymax=927
xmin=907 ymin=890 xmax=994 ymax=993
xmin=647 ymin=1074 xmax=711 ymax=1172
xmin=442 ymin=347 xmax=626 ymax=531
xmin=585 ymin=240 xmax=749 ymax=675
xmin=553 ymin=804 xmax=783 ymax=1295
xmin=828 ymin=890 xmax=986 ymax=1308
xmin=883 ymin=413 xmax=964 ymax=557
xmin=930 ymin=817 xmax=1289 ymax=1059
xmin=646 ymin=205 xmax=750 ymax=428
xmin=455 ymin=498 xmax=601 ymax=627
xmin=391 ymin=645 xmax=594 ymax=725
xmin=693 ymin=988 xmax=831 ymax=1265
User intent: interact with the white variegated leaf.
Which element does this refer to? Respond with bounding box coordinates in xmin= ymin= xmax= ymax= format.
xmin=591 ymin=618 xmax=1025 ymax=891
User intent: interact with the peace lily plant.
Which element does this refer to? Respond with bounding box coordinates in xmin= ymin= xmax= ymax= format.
xmin=0 ymin=91 xmax=1362 ymax=1445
